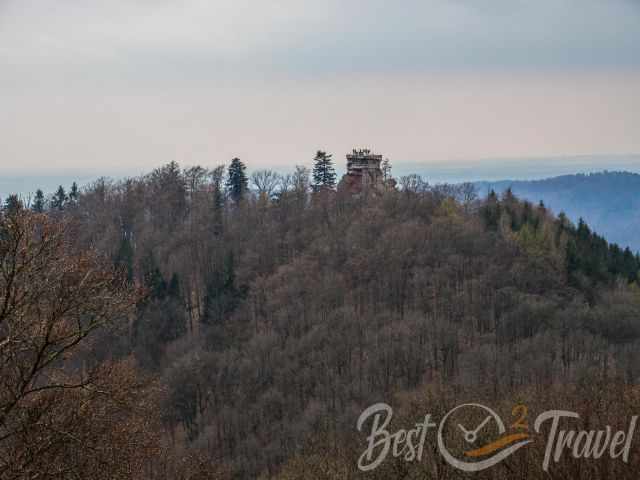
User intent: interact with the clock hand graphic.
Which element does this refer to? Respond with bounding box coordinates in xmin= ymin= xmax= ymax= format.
xmin=457 ymin=415 xmax=493 ymax=444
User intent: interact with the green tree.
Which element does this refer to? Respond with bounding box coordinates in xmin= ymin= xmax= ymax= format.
xmin=201 ymin=251 xmax=240 ymax=327
xmin=480 ymin=189 xmax=501 ymax=230
xmin=68 ymin=181 xmax=79 ymax=203
xmin=3 ymin=195 xmax=22 ymax=215
xmin=115 ymin=236 xmax=135 ymax=283
xmin=226 ymin=158 xmax=248 ymax=202
xmin=32 ymin=189 xmax=45 ymax=213
xmin=312 ymin=150 xmax=336 ymax=191
xmin=141 ymin=253 xmax=167 ymax=299
xmin=51 ymin=185 xmax=67 ymax=210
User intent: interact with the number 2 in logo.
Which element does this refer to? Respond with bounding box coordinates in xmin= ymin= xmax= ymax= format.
xmin=511 ymin=404 xmax=529 ymax=431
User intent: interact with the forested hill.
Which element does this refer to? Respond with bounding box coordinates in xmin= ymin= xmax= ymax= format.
xmin=475 ymin=171 xmax=640 ymax=252
xmin=4 ymin=162 xmax=640 ymax=478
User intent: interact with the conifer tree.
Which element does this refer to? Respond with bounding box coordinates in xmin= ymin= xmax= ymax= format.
xmin=481 ymin=189 xmax=501 ymax=230
xmin=32 ymin=189 xmax=45 ymax=213
xmin=311 ymin=150 xmax=336 ymax=191
xmin=115 ymin=236 xmax=135 ymax=283
xmin=51 ymin=185 xmax=67 ymax=210
xmin=226 ymin=158 xmax=248 ymax=203
xmin=162 ymin=272 xmax=187 ymax=341
xmin=141 ymin=253 xmax=167 ymax=299
xmin=201 ymin=251 xmax=239 ymax=326
xmin=3 ymin=195 xmax=22 ymax=215
xmin=68 ymin=181 xmax=79 ymax=203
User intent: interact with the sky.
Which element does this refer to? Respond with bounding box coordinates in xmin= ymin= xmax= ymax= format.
xmin=1 ymin=0 xmax=639 ymax=179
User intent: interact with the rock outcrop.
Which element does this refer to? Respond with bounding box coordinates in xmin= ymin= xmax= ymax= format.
xmin=338 ymin=149 xmax=390 ymax=196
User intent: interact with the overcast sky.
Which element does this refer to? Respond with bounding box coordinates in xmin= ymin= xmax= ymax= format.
xmin=1 ymin=0 xmax=639 ymax=176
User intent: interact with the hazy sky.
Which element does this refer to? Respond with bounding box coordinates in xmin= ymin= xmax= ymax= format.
xmin=1 ymin=0 xmax=639 ymax=176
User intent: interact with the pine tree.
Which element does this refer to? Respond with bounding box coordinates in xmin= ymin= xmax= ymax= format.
xmin=3 ymin=195 xmax=22 ymax=215
xmin=164 ymin=273 xmax=186 ymax=340
xmin=68 ymin=182 xmax=79 ymax=204
xmin=142 ymin=253 xmax=167 ymax=299
xmin=312 ymin=150 xmax=336 ymax=191
xmin=201 ymin=251 xmax=240 ymax=326
xmin=622 ymin=247 xmax=637 ymax=282
xmin=32 ymin=189 xmax=45 ymax=213
xmin=51 ymin=185 xmax=67 ymax=210
xmin=115 ymin=236 xmax=135 ymax=283
xmin=168 ymin=272 xmax=181 ymax=299
xmin=566 ymin=238 xmax=580 ymax=280
xmin=481 ymin=190 xmax=501 ymax=230
xmin=226 ymin=158 xmax=248 ymax=202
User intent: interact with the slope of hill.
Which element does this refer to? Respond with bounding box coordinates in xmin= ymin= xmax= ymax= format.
xmin=4 ymin=164 xmax=640 ymax=478
xmin=475 ymin=171 xmax=640 ymax=252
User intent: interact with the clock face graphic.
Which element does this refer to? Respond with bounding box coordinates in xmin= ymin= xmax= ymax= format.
xmin=437 ymin=403 xmax=532 ymax=472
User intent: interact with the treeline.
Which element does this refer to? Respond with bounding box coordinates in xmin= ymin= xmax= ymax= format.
xmin=3 ymin=156 xmax=640 ymax=478
xmin=477 ymin=170 xmax=640 ymax=252
xmin=482 ymin=189 xmax=640 ymax=293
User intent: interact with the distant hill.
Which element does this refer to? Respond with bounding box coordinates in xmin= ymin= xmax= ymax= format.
xmin=475 ymin=171 xmax=640 ymax=252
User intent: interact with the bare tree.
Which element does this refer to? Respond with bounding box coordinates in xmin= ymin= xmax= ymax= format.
xmin=0 ymin=210 xmax=153 ymax=478
xmin=277 ymin=173 xmax=294 ymax=196
xmin=458 ymin=182 xmax=478 ymax=212
xmin=399 ymin=173 xmax=427 ymax=193
xmin=184 ymin=165 xmax=210 ymax=199
xmin=381 ymin=157 xmax=392 ymax=182
xmin=292 ymin=166 xmax=310 ymax=193
xmin=250 ymin=169 xmax=280 ymax=199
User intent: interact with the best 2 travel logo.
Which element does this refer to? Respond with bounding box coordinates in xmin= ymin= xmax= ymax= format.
xmin=356 ymin=403 xmax=638 ymax=472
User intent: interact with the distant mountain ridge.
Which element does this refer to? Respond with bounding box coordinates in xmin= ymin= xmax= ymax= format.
xmin=475 ymin=171 xmax=640 ymax=252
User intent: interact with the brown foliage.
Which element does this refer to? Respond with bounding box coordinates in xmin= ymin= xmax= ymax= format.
xmin=0 ymin=209 xmax=228 ymax=479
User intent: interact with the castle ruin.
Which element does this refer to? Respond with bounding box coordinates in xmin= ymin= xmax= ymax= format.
xmin=338 ymin=149 xmax=389 ymax=195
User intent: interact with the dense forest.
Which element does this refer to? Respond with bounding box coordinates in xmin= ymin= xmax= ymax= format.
xmin=2 ymin=158 xmax=640 ymax=479
xmin=476 ymin=171 xmax=640 ymax=252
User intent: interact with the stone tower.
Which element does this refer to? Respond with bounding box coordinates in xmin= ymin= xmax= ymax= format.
xmin=338 ymin=149 xmax=385 ymax=195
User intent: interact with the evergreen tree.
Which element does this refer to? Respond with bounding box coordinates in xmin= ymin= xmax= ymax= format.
xmin=163 ymin=273 xmax=187 ymax=341
xmin=311 ymin=150 xmax=336 ymax=191
xmin=168 ymin=272 xmax=181 ymax=299
xmin=51 ymin=185 xmax=67 ymax=210
xmin=32 ymin=189 xmax=46 ymax=213
xmin=201 ymin=251 xmax=241 ymax=326
xmin=576 ymin=218 xmax=591 ymax=241
xmin=622 ymin=247 xmax=637 ymax=282
xmin=502 ymin=187 xmax=516 ymax=204
xmin=522 ymin=201 xmax=538 ymax=230
xmin=133 ymin=257 xmax=187 ymax=365
xmin=115 ymin=236 xmax=135 ymax=283
xmin=141 ymin=253 xmax=167 ymax=299
xmin=68 ymin=182 xmax=79 ymax=204
xmin=3 ymin=195 xmax=22 ymax=215
xmin=480 ymin=190 xmax=501 ymax=230
xmin=226 ymin=158 xmax=248 ymax=202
